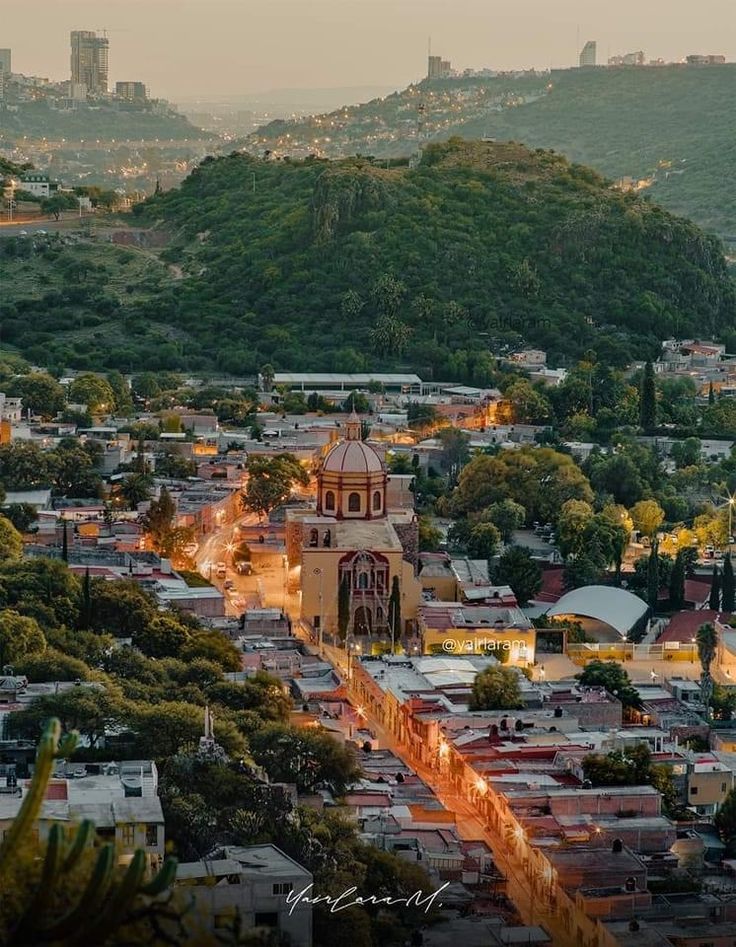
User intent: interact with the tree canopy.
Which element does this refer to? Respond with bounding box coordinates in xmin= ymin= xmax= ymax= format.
xmin=469 ymin=665 xmax=523 ymax=710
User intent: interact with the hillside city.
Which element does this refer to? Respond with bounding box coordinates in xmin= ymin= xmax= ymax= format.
xmin=2 ymin=15 xmax=736 ymax=947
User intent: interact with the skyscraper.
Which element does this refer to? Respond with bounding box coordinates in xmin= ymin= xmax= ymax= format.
xmin=579 ymin=41 xmax=597 ymax=68
xmin=70 ymin=31 xmax=109 ymax=94
xmin=0 ymin=49 xmax=11 ymax=76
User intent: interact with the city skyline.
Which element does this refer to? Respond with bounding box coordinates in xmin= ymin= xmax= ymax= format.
xmin=2 ymin=0 xmax=735 ymax=101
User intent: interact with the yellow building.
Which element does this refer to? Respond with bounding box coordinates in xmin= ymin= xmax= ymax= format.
xmin=417 ymin=602 xmax=536 ymax=666
xmin=287 ymin=417 xmax=421 ymax=642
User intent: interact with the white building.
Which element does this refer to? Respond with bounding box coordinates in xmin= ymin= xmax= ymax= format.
xmin=0 ymin=393 xmax=22 ymax=422
xmin=177 ymin=844 xmax=312 ymax=947
xmin=19 ymin=173 xmax=58 ymax=199
xmin=0 ymin=760 xmax=165 ymax=867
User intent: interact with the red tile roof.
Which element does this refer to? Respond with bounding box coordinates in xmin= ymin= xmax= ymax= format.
xmin=43 ymin=780 xmax=68 ymax=800
xmin=658 ymin=609 xmax=727 ymax=643
xmin=538 ymin=567 xmax=565 ymax=603
xmin=344 ymin=792 xmax=392 ymax=808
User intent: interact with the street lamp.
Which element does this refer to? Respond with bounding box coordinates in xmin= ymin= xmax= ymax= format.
xmin=691 ymin=637 xmax=697 ymax=665
xmin=716 ymin=489 xmax=736 ymax=547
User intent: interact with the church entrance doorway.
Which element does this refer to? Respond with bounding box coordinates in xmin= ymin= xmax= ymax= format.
xmin=354 ymin=606 xmax=372 ymax=636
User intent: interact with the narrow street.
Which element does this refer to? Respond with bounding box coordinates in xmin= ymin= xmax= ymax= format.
xmin=315 ymin=639 xmax=567 ymax=943
xmin=194 ymin=512 xmax=260 ymax=615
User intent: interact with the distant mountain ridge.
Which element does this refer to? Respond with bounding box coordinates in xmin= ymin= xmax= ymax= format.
xmin=246 ymin=65 xmax=736 ymax=236
xmin=0 ymin=101 xmax=207 ymax=142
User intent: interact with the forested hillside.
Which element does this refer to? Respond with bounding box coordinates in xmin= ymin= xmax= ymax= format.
xmin=457 ymin=66 xmax=736 ymax=236
xmin=1 ymin=139 xmax=734 ymax=376
xmin=133 ymin=138 xmax=736 ymax=375
xmin=248 ymin=65 xmax=736 ymax=236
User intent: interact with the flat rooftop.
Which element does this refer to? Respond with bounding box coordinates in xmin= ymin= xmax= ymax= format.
xmin=274 ymin=373 xmax=421 ymax=385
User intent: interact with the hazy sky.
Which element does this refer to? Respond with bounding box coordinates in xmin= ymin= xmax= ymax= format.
xmin=4 ymin=0 xmax=735 ymax=101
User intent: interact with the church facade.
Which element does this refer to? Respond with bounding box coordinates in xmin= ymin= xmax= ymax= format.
xmin=286 ymin=418 xmax=421 ymax=643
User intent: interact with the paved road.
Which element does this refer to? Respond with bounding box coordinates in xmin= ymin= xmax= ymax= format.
xmin=0 ymin=215 xmax=90 ymax=234
xmin=195 ymin=512 xmax=259 ymax=615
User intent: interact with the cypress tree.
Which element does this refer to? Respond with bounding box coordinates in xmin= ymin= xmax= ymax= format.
xmin=723 ymin=554 xmax=735 ymax=613
xmin=79 ymin=567 xmax=92 ymax=630
xmin=709 ymin=382 xmax=716 ymax=405
xmin=61 ymin=521 xmax=68 ymax=562
xmin=647 ymin=544 xmax=659 ymax=611
xmin=710 ymin=565 xmax=722 ymax=611
xmin=389 ymin=575 xmax=402 ymax=649
xmin=640 ymin=360 xmax=657 ymax=431
xmin=337 ymin=574 xmax=351 ymax=641
xmin=669 ymin=551 xmax=686 ymax=610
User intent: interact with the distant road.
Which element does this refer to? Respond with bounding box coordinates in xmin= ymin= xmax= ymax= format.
xmin=0 ymin=214 xmax=92 ymax=234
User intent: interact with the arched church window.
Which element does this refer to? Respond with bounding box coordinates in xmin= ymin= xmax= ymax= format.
xmin=372 ymin=490 xmax=382 ymax=511
xmin=308 ymin=528 xmax=318 ymax=547
xmin=323 ymin=530 xmax=331 ymax=548
xmin=358 ymin=572 xmax=368 ymax=589
xmin=325 ymin=490 xmax=335 ymax=511
xmin=348 ymin=492 xmax=361 ymax=512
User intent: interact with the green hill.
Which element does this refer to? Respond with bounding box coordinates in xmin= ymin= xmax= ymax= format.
xmin=0 ymin=101 xmax=205 ymax=142
xmin=457 ymin=66 xmax=736 ymax=237
xmin=247 ymin=65 xmax=736 ymax=236
xmin=1 ymin=139 xmax=734 ymax=376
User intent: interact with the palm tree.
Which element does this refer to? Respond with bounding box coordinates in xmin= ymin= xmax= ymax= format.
xmin=697 ymin=622 xmax=718 ymax=718
xmin=119 ymin=472 xmax=153 ymax=510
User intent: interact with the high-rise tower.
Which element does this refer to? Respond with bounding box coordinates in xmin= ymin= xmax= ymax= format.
xmin=70 ymin=31 xmax=109 ymax=94
xmin=579 ymin=40 xmax=597 ymax=68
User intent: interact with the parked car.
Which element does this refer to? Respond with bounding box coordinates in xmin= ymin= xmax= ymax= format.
xmin=236 ymin=562 xmax=253 ymax=575
xmin=224 ymin=579 xmax=235 ymax=590
xmin=216 ymin=561 xmax=227 ymax=577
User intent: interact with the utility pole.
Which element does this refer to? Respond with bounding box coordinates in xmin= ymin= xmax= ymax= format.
xmin=389 ymin=599 xmax=394 ymax=655
xmin=313 ymin=566 xmax=323 ymax=654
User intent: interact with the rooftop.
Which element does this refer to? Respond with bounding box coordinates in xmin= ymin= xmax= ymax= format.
xmin=219 ymin=844 xmax=312 ymax=880
xmin=547 ymin=585 xmax=649 ymax=636
xmin=358 ymin=654 xmax=513 ymax=707
xmin=273 ymin=372 xmax=421 ymax=385
xmin=419 ymin=602 xmax=532 ymax=631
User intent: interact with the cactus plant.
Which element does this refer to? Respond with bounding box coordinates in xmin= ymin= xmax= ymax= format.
xmin=0 ymin=718 xmax=179 ymax=945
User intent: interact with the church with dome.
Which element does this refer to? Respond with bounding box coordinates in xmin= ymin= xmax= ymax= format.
xmin=286 ymin=416 xmax=421 ymax=644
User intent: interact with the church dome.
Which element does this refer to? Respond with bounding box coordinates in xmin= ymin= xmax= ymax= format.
xmin=322 ymin=439 xmax=383 ymax=475
xmin=317 ymin=414 xmax=387 ymax=520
